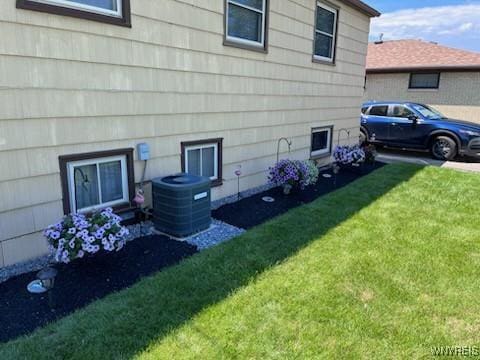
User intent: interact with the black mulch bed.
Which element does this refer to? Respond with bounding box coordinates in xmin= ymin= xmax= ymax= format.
xmin=0 ymin=235 xmax=197 ymax=343
xmin=213 ymin=162 xmax=385 ymax=229
xmin=0 ymin=161 xmax=384 ymax=344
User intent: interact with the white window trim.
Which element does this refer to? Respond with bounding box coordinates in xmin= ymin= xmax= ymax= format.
xmin=225 ymin=0 xmax=266 ymax=48
xmin=67 ymin=155 xmax=129 ymax=214
xmin=29 ymin=0 xmax=123 ymax=18
xmin=313 ymin=1 xmax=337 ymax=63
xmin=311 ymin=127 xmax=332 ymax=157
xmin=185 ymin=143 xmax=219 ymax=181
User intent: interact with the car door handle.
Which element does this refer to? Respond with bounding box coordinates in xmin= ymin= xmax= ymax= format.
xmin=391 ymin=122 xmax=397 ymax=126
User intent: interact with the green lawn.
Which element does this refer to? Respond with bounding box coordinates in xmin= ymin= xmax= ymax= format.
xmin=2 ymin=164 xmax=480 ymax=359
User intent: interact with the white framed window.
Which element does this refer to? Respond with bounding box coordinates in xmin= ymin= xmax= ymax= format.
xmin=313 ymin=2 xmax=338 ymax=63
xmin=311 ymin=127 xmax=333 ymax=158
xmin=66 ymin=155 xmax=129 ymax=213
xmin=182 ymin=138 xmax=223 ymax=186
xmin=26 ymin=0 xmax=123 ymax=17
xmin=225 ymin=0 xmax=267 ymax=49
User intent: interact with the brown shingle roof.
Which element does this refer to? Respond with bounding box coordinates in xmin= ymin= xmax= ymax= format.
xmin=366 ymin=39 xmax=480 ymax=73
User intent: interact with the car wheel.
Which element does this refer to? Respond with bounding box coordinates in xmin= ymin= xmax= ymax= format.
xmin=431 ymin=136 xmax=457 ymax=160
xmin=359 ymin=130 xmax=367 ymax=145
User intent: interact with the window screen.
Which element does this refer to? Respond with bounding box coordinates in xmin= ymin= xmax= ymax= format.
xmin=409 ymin=73 xmax=440 ymax=89
xmin=314 ymin=2 xmax=337 ymax=62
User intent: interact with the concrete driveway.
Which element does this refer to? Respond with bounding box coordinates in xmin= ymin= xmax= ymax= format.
xmin=376 ymin=147 xmax=480 ymax=173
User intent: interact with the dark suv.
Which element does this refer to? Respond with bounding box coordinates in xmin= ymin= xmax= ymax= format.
xmin=360 ymin=101 xmax=480 ymax=160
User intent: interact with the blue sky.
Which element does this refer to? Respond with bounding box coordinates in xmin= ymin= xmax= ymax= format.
xmin=367 ymin=0 xmax=480 ymax=52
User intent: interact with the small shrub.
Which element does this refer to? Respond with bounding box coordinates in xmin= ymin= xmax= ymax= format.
xmin=268 ymin=159 xmax=309 ymax=189
xmin=44 ymin=208 xmax=129 ymax=264
xmin=303 ymin=160 xmax=319 ymax=186
xmin=333 ymin=145 xmax=365 ymax=165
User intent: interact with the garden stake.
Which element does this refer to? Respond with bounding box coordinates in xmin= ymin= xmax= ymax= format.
xmin=235 ymin=166 xmax=242 ymax=201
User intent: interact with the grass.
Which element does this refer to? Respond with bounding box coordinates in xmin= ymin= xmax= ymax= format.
xmin=2 ymin=164 xmax=480 ymax=359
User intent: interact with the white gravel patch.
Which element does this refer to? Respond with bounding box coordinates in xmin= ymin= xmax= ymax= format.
xmin=184 ymin=219 xmax=245 ymax=250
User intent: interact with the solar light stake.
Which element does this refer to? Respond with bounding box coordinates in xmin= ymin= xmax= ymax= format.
xmin=235 ymin=165 xmax=242 ymax=201
xmin=332 ymin=164 xmax=340 ymax=188
xmin=27 ymin=267 xmax=58 ymax=309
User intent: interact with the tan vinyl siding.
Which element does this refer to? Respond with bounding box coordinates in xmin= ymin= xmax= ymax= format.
xmin=365 ymin=72 xmax=480 ymax=124
xmin=0 ymin=0 xmax=371 ymax=266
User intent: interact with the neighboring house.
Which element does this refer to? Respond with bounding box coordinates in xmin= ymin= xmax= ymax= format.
xmin=365 ymin=39 xmax=480 ymax=123
xmin=0 ymin=0 xmax=379 ymax=268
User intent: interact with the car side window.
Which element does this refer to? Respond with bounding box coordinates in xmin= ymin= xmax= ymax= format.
xmin=361 ymin=106 xmax=368 ymax=114
xmin=392 ymin=105 xmax=414 ymax=118
xmin=368 ymin=105 xmax=388 ymax=116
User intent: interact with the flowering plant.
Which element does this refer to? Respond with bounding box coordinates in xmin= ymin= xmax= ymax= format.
xmin=44 ymin=208 xmax=129 ymax=264
xmin=303 ymin=160 xmax=319 ymax=186
xmin=268 ymin=159 xmax=309 ymax=189
xmin=333 ymin=145 xmax=365 ymax=165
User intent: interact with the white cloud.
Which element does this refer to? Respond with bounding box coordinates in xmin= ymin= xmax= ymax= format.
xmin=370 ymin=4 xmax=480 ymax=42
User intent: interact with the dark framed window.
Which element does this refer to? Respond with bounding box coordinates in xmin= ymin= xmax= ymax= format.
xmin=409 ymin=73 xmax=440 ymax=89
xmin=181 ymin=138 xmax=223 ymax=187
xmin=368 ymin=105 xmax=388 ymax=116
xmin=311 ymin=126 xmax=333 ymax=158
xmin=313 ymin=1 xmax=338 ymax=64
xmin=16 ymin=0 xmax=131 ymax=27
xmin=59 ymin=148 xmax=135 ymax=214
xmin=224 ymin=0 xmax=269 ymax=53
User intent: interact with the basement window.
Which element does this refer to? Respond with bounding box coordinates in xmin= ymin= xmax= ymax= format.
xmin=225 ymin=0 xmax=268 ymax=52
xmin=181 ymin=138 xmax=223 ymax=187
xmin=16 ymin=0 xmax=131 ymax=26
xmin=59 ymin=149 xmax=134 ymax=214
xmin=409 ymin=73 xmax=440 ymax=89
xmin=311 ymin=127 xmax=333 ymax=158
xmin=313 ymin=1 xmax=338 ymax=63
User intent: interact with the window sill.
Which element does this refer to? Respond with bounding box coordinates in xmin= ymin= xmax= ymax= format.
xmin=312 ymin=56 xmax=335 ymax=66
xmin=223 ymin=39 xmax=268 ymax=54
xmin=16 ymin=0 xmax=132 ymax=27
xmin=310 ymin=152 xmax=332 ymax=160
xmin=408 ymin=88 xmax=439 ymax=92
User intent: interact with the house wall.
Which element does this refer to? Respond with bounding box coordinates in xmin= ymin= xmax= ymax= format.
xmin=365 ymin=72 xmax=480 ymax=123
xmin=0 ymin=0 xmax=371 ymax=267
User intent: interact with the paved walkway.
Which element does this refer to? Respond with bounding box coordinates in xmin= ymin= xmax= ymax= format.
xmin=377 ymin=148 xmax=480 ymax=173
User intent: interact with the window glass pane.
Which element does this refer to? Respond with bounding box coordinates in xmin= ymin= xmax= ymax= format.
xmin=312 ymin=130 xmax=329 ymax=152
xmin=187 ymin=149 xmax=201 ymax=176
xmin=369 ymin=106 xmax=388 ymax=116
xmin=74 ymin=164 xmax=99 ymax=210
xmin=314 ymin=32 xmax=333 ymax=58
xmin=99 ymin=161 xmax=123 ymax=203
xmin=228 ymin=3 xmax=263 ymax=42
xmin=410 ymin=73 xmax=439 ymax=89
xmin=201 ymin=147 xmax=215 ymax=178
xmin=392 ymin=106 xmax=414 ymax=118
xmin=68 ymin=0 xmax=117 ymax=10
xmin=231 ymin=0 xmax=263 ymax=11
xmin=316 ymin=6 xmax=335 ymax=34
